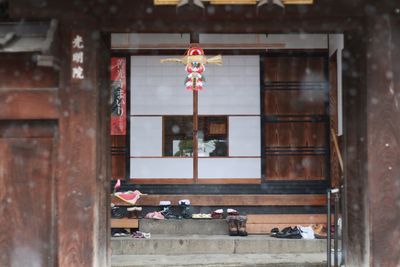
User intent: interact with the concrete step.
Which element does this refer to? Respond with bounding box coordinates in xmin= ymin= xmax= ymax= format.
xmin=111 ymin=235 xmax=327 ymax=255
xmin=111 ymin=253 xmax=326 ymax=267
xmin=139 ymin=219 xmax=228 ymax=235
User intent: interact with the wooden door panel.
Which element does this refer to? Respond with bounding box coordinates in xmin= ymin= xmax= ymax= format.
xmin=0 ymin=129 xmax=55 ymax=267
xmin=264 ymin=57 xmax=325 ymax=82
xmin=264 ymin=90 xmax=326 ymax=115
xmin=265 ymin=122 xmax=326 ymax=148
xmin=265 ymin=154 xmax=326 ymax=180
xmin=111 ymin=135 xmax=126 ymax=179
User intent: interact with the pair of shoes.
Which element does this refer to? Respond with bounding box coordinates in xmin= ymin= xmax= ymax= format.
xmin=226 ymin=215 xmax=248 ymax=236
xmin=159 ymin=201 xmax=177 ymax=219
xmin=111 ymin=228 xmax=130 ymax=237
xmin=159 ymin=200 xmax=193 ymax=219
xmin=132 ymin=231 xmax=151 ymax=239
xmin=275 ymin=227 xmax=302 ymax=239
xmin=178 ymin=199 xmax=192 ymax=219
xmin=127 ymin=207 xmax=142 ymax=218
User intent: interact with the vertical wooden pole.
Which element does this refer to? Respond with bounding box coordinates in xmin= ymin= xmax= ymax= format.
xmin=366 ymin=15 xmax=400 ymax=267
xmin=190 ymin=31 xmax=200 ymax=184
xmin=193 ymin=90 xmax=198 ymax=183
xmin=57 ymin=21 xmax=110 ymax=267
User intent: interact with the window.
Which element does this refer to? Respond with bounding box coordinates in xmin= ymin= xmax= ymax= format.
xmin=163 ymin=116 xmax=193 ymax=157
xmin=163 ymin=116 xmax=228 ymax=157
xmin=198 ymin=116 xmax=228 ymax=157
xmin=130 ymin=55 xmax=261 ymax=182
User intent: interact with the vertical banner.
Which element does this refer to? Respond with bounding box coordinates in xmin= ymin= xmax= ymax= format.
xmin=71 ymin=32 xmax=85 ymax=82
xmin=110 ymin=58 xmax=127 ymax=135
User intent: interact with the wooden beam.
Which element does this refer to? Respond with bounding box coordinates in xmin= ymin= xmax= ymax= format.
xmin=0 ymin=89 xmax=59 ymax=120
xmin=111 ymin=194 xmax=326 ymax=206
xmin=129 ymin=178 xmax=261 ymax=184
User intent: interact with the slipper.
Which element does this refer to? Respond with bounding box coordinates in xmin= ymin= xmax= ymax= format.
xmin=145 ymin=211 xmax=164 ymax=220
xmin=132 ymin=231 xmax=151 ymax=239
xmin=227 ymin=208 xmax=239 ymax=216
xmin=192 ymin=213 xmax=211 ymax=219
xmin=212 ymin=209 xmax=224 ymax=219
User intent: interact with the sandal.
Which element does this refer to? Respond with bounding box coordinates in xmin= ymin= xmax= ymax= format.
xmin=212 ymin=209 xmax=224 ymax=219
xmin=132 ymin=231 xmax=151 ymax=239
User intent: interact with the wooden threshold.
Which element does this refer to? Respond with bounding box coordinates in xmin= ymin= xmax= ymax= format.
xmin=129 ymin=179 xmax=261 ymax=184
xmin=111 ymin=194 xmax=326 ymax=206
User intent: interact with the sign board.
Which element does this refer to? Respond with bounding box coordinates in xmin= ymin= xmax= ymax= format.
xmin=110 ymin=58 xmax=127 ymax=135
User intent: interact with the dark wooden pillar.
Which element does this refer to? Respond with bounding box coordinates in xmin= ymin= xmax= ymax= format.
xmin=342 ymin=27 xmax=369 ymax=267
xmin=57 ymin=19 xmax=110 ymax=267
xmin=365 ymin=15 xmax=400 ymax=267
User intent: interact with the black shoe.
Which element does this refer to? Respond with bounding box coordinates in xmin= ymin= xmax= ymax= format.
xmin=160 ymin=206 xmax=176 ymax=219
xmin=276 ymin=227 xmax=302 ymax=239
xmin=179 ymin=199 xmax=192 ymax=219
xmin=270 ymin=227 xmax=279 ymax=237
xmin=111 ymin=206 xmax=128 ymax=219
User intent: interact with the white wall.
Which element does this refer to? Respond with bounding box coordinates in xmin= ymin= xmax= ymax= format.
xmin=198 ymin=55 xmax=260 ymax=115
xmin=229 ymin=116 xmax=260 ymax=157
xmin=130 ymin=158 xmax=193 ymax=179
xmin=198 ymin=158 xmax=261 ymax=179
xmin=130 ymin=117 xmax=162 ymax=156
xmin=131 ymin=56 xmax=193 ymax=115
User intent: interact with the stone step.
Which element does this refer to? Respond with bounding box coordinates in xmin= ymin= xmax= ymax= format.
xmin=111 ymin=253 xmax=326 ymax=267
xmin=139 ymin=219 xmax=228 ymax=235
xmin=111 ymin=235 xmax=327 ymax=255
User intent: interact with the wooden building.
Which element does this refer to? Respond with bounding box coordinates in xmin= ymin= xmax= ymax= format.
xmin=0 ymin=0 xmax=399 ymax=266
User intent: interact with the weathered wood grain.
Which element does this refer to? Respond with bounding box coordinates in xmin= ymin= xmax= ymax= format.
xmin=0 ymin=125 xmax=56 ymax=267
xmin=56 ymin=23 xmax=110 ymax=267
xmin=366 ymin=16 xmax=400 ymax=267
xmin=0 ymin=54 xmax=58 ymax=89
xmin=265 ymin=154 xmax=326 ymax=180
xmin=111 ymin=194 xmax=326 ymax=206
xmin=111 ymin=219 xmax=139 ymax=228
xmin=0 ymin=90 xmax=58 ymax=120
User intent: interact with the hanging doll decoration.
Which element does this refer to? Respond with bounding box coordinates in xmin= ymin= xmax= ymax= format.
xmin=161 ymin=45 xmax=222 ymax=91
